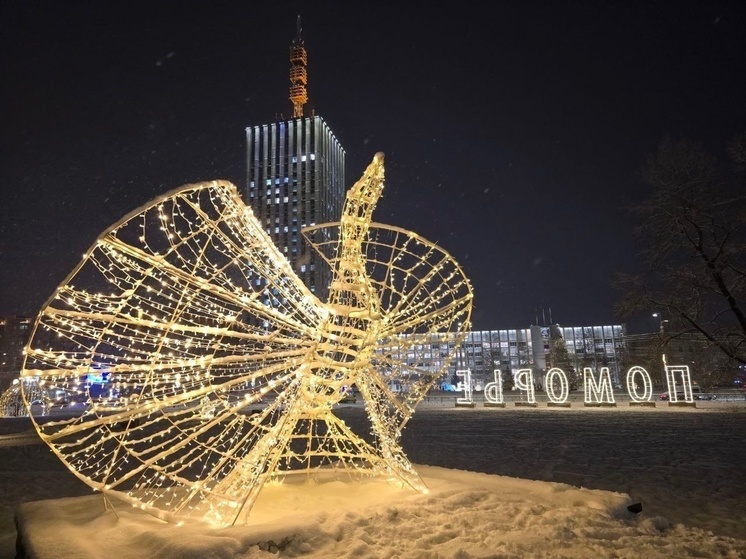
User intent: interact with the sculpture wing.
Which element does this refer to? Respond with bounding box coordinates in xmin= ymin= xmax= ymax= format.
xmin=21 ymin=181 xmax=324 ymax=524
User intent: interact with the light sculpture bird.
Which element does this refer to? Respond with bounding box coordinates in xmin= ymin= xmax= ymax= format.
xmin=20 ymin=153 xmax=473 ymax=527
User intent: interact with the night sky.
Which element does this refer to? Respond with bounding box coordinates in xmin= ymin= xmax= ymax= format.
xmin=2 ymin=1 xmax=745 ymax=332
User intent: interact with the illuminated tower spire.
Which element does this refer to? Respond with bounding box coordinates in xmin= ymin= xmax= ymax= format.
xmin=289 ymin=15 xmax=308 ymax=118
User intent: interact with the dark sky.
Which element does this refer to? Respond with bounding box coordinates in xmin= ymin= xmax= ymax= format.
xmin=1 ymin=1 xmax=745 ymax=332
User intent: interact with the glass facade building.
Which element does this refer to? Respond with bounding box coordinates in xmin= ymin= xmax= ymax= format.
xmin=380 ymin=324 xmax=627 ymax=389
xmin=539 ymin=324 xmax=627 ymax=387
xmin=245 ymin=116 xmax=345 ymax=301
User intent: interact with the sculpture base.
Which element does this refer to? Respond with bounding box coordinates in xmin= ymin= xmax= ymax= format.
xmin=14 ymin=470 xmax=416 ymax=559
xmin=514 ymin=402 xmax=537 ymax=408
xmin=547 ymin=402 xmax=571 ymax=408
xmin=668 ymin=401 xmax=697 ymax=408
xmin=483 ymin=402 xmax=506 ymax=408
xmin=14 ymin=465 xmax=646 ymax=559
xmin=455 ymin=402 xmax=476 ymax=408
xmin=629 ymin=401 xmax=656 ymax=407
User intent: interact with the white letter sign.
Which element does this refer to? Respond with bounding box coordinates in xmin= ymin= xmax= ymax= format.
xmin=665 ymin=365 xmax=693 ymax=402
xmin=514 ymin=369 xmax=536 ymax=403
xmin=626 ymin=366 xmax=653 ymax=402
xmin=456 ymin=369 xmax=473 ymax=405
xmin=583 ymin=367 xmax=615 ymax=404
xmin=545 ymin=367 xmax=569 ymax=404
xmin=483 ymin=369 xmax=504 ymax=404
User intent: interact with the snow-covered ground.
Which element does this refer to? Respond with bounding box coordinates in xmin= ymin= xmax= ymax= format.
xmin=2 ymin=400 xmax=745 ymax=558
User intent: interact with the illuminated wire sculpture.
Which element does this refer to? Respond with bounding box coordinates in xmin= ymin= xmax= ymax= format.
xmin=1 ymin=378 xmax=49 ymax=417
xmin=20 ymin=153 xmax=472 ymax=527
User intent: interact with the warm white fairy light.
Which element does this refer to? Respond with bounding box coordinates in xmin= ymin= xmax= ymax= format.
xmin=626 ymin=366 xmax=653 ymax=402
xmin=583 ymin=367 xmax=615 ymax=404
xmin=545 ymin=367 xmax=569 ymax=404
xmin=20 ymin=153 xmax=472 ymax=528
xmin=483 ymin=369 xmax=503 ymax=404
xmin=665 ymin=365 xmax=693 ymax=402
xmin=514 ymin=369 xmax=536 ymax=403
xmin=456 ymin=369 xmax=473 ymax=405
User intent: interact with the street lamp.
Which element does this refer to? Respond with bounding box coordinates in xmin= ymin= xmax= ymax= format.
xmin=652 ymin=312 xmax=669 ymax=366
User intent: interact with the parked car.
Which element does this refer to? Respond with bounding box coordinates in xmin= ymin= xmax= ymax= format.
xmin=660 ymin=386 xmax=715 ymax=401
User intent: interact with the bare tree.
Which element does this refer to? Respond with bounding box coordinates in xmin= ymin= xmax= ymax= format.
xmin=690 ymin=346 xmax=736 ymax=390
xmin=616 ymin=135 xmax=746 ymax=367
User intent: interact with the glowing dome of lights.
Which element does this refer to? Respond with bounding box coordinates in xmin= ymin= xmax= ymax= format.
xmin=20 ymin=153 xmax=472 ymax=527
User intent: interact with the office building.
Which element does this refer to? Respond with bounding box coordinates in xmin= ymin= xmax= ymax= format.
xmin=383 ymin=323 xmax=628 ymax=390
xmin=0 ymin=316 xmax=32 ymax=390
xmin=245 ymin=18 xmax=345 ymax=301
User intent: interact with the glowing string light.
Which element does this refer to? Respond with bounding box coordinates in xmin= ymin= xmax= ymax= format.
xmin=545 ymin=367 xmax=569 ymax=404
xmin=583 ymin=367 xmax=615 ymax=404
xmin=665 ymin=365 xmax=694 ymax=403
xmin=626 ymin=366 xmax=653 ymax=402
xmin=513 ymin=369 xmax=536 ymax=404
xmin=483 ymin=369 xmax=504 ymax=405
xmin=456 ymin=369 xmax=473 ymax=406
xmin=20 ymin=153 xmax=472 ymax=527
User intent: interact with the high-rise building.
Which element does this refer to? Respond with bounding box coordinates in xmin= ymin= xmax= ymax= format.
xmin=0 ymin=315 xmax=32 ymax=390
xmin=245 ymin=17 xmax=345 ymax=301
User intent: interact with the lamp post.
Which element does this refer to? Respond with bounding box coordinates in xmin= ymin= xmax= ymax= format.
xmin=652 ymin=312 xmax=669 ymax=367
